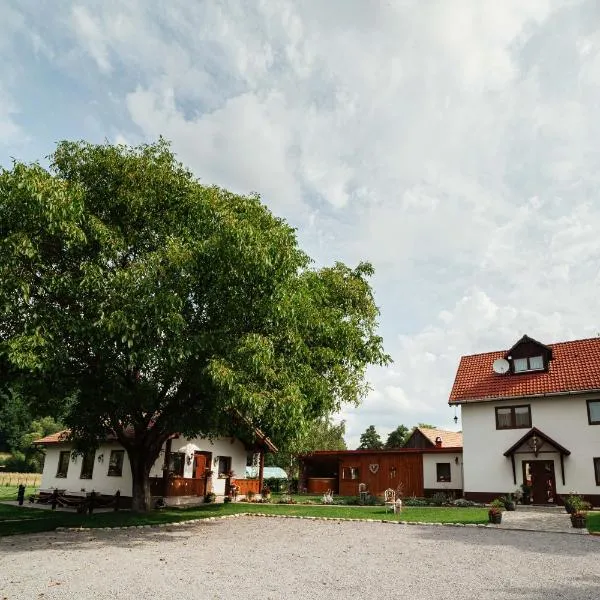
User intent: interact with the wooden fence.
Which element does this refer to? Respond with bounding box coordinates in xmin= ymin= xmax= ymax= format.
xmin=149 ymin=476 xmax=206 ymax=497
xmin=232 ymin=479 xmax=260 ymax=495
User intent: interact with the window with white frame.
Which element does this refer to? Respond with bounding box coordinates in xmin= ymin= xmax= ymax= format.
xmin=513 ymin=356 xmax=544 ymax=372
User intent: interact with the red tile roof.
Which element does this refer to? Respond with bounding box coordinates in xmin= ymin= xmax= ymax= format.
xmin=33 ymin=430 xmax=72 ymax=445
xmin=417 ymin=427 xmax=463 ymax=448
xmin=449 ymin=337 xmax=600 ymax=403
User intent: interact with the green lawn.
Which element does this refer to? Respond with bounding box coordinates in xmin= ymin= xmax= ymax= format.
xmin=587 ymin=511 xmax=600 ymax=533
xmin=0 ymin=485 xmax=490 ymax=536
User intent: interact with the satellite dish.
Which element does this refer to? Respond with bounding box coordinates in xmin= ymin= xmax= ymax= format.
xmin=493 ymin=358 xmax=510 ymax=374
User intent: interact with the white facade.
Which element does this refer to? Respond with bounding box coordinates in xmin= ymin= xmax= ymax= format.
xmin=40 ymin=436 xmax=252 ymax=497
xmin=422 ymin=452 xmax=463 ymax=491
xmin=40 ymin=441 xmax=132 ymax=496
xmin=461 ymin=392 xmax=600 ymax=498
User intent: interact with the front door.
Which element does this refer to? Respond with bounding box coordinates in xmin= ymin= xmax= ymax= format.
xmin=194 ymin=453 xmax=207 ymax=479
xmin=526 ymin=460 xmax=556 ymax=504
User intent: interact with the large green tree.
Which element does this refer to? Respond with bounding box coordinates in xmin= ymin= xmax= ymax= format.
xmin=384 ymin=424 xmax=410 ymax=448
xmin=357 ymin=425 xmax=383 ymax=449
xmin=0 ymin=140 xmax=389 ymax=511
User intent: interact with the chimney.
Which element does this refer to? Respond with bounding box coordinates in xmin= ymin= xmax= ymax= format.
xmin=435 ymin=437 xmax=442 ymax=448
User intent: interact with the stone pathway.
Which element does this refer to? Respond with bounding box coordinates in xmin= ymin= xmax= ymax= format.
xmin=497 ymin=507 xmax=588 ymax=534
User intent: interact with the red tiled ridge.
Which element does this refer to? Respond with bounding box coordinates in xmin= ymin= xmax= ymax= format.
xmin=449 ymin=337 xmax=600 ymax=403
xmin=417 ymin=427 xmax=463 ymax=448
xmin=33 ymin=430 xmax=72 ymax=445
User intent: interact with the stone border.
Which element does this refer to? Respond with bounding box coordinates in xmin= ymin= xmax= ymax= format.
xmin=54 ymin=512 xmax=498 ymax=533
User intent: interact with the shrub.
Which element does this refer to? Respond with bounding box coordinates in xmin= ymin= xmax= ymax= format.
xmin=490 ymin=498 xmax=505 ymax=509
xmin=204 ymin=492 xmax=216 ymax=504
xmin=246 ymin=490 xmax=255 ymax=502
xmin=452 ymin=498 xmax=482 ymax=507
xmin=430 ymin=492 xmax=448 ymax=506
xmin=403 ymin=496 xmax=428 ymax=507
xmin=278 ymin=494 xmax=296 ymax=504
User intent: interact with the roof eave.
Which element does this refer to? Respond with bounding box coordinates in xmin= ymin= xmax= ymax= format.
xmin=449 ymin=387 xmax=600 ymax=405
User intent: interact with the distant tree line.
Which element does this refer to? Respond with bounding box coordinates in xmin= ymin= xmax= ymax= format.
xmin=357 ymin=423 xmax=436 ymax=450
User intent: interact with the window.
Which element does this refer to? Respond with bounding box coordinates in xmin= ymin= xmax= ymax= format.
xmin=587 ymin=400 xmax=600 ymax=425
xmin=514 ymin=356 xmax=544 ymax=372
xmin=495 ymin=405 xmax=531 ymax=429
xmin=80 ymin=451 xmax=95 ymax=479
xmin=217 ymin=456 xmax=231 ymax=477
xmin=342 ymin=467 xmax=359 ymax=480
xmin=107 ymin=450 xmax=125 ymax=477
xmin=170 ymin=453 xmax=185 ymax=477
xmin=595 ymin=458 xmax=600 ymax=486
xmin=436 ymin=463 xmax=451 ymax=482
xmin=56 ymin=451 xmax=71 ymax=478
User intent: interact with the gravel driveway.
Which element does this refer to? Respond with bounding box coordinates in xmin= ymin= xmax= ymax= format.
xmin=1 ymin=517 xmax=599 ymax=600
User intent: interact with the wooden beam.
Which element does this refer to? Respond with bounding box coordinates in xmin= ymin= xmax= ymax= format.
xmin=511 ymin=454 xmax=516 ymax=485
xmin=560 ymin=454 xmax=566 ymax=486
xmin=258 ymin=450 xmax=265 ymax=492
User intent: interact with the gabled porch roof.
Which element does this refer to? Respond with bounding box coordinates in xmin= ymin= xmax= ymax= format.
xmin=503 ymin=427 xmax=570 ymax=486
xmin=503 ymin=427 xmax=570 ymax=458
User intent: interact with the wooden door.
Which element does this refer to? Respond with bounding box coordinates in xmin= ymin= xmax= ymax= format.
xmin=194 ymin=453 xmax=207 ymax=479
xmin=529 ymin=460 xmax=556 ymax=504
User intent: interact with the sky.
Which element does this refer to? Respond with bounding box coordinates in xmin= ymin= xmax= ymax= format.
xmin=2 ymin=1 xmax=600 ymax=449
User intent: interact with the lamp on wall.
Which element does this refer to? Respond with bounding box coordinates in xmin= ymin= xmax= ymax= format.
xmin=453 ymin=406 xmax=459 ymax=425
xmin=97 ymin=453 xmax=104 ymax=463
xmin=213 ymin=456 xmax=219 ymax=466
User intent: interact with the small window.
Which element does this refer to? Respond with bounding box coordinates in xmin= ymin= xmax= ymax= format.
xmin=594 ymin=458 xmax=600 ymax=486
xmin=587 ymin=400 xmax=600 ymax=425
xmin=342 ymin=467 xmax=359 ymax=480
xmin=171 ymin=453 xmax=185 ymax=477
xmin=107 ymin=450 xmax=125 ymax=477
xmin=436 ymin=463 xmax=451 ymax=482
xmin=56 ymin=451 xmax=71 ymax=478
xmin=217 ymin=456 xmax=232 ymax=477
xmin=495 ymin=405 xmax=532 ymax=429
xmin=80 ymin=451 xmax=95 ymax=479
xmin=514 ymin=356 xmax=544 ymax=372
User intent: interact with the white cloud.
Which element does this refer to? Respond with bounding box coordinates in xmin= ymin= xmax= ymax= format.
xmin=71 ymin=6 xmax=112 ymax=74
xmin=5 ymin=0 xmax=600 ymax=448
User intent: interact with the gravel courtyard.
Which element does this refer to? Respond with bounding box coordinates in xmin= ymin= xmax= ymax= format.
xmin=1 ymin=517 xmax=599 ymax=600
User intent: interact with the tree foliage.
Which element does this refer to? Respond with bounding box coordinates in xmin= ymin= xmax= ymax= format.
xmin=384 ymin=424 xmax=410 ymax=448
xmin=357 ymin=425 xmax=383 ymax=450
xmin=265 ymin=417 xmax=347 ymax=476
xmin=0 ymin=139 xmax=390 ymax=510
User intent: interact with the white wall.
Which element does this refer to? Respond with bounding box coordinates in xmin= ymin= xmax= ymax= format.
xmin=41 ymin=435 xmax=251 ymax=498
xmin=423 ymin=453 xmax=463 ymax=490
xmin=40 ymin=442 xmax=132 ymax=496
xmin=461 ymin=393 xmax=600 ymax=496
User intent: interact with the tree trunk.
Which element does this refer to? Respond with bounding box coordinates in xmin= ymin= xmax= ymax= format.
xmin=128 ymin=450 xmax=153 ymax=513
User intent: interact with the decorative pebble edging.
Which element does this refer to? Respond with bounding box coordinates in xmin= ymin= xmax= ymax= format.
xmin=54 ymin=512 xmax=498 ymax=533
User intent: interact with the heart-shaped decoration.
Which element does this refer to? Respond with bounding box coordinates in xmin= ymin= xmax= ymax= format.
xmin=368 ymin=463 xmax=379 ymax=474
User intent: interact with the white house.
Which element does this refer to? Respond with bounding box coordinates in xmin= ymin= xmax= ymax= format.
xmin=449 ymin=334 xmax=600 ymax=506
xmin=34 ymin=429 xmax=276 ymax=507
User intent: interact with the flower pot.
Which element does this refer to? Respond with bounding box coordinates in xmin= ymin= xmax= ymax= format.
xmin=571 ymin=516 xmax=587 ymax=529
xmin=488 ymin=513 xmax=502 ymax=524
xmin=504 ymin=502 xmax=516 ymax=511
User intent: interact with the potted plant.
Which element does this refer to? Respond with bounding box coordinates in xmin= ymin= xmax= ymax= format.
xmin=502 ymin=493 xmax=516 ymax=511
xmin=520 ymin=484 xmax=531 ymax=505
xmin=563 ymin=492 xmax=583 ymax=514
xmin=488 ymin=506 xmax=503 ymax=524
xmin=570 ymin=510 xmax=587 ymax=529
xmin=261 ymin=485 xmax=271 ymax=501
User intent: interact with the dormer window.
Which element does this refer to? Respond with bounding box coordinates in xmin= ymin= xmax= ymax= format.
xmin=504 ymin=335 xmax=552 ymax=375
xmin=514 ymin=356 xmax=544 ymax=373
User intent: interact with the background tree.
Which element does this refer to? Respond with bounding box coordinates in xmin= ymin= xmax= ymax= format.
xmin=357 ymin=425 xmax=383 ymax=449
xmin=265 ymin=417 xmax=347 ymax=476
xmin=416 ymin=423 xmax=436 ymax=430
xmin=0 ymin=140 xmax=389 ymax=511
xmin=384 ymin=424 xmax=409 ymax=448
